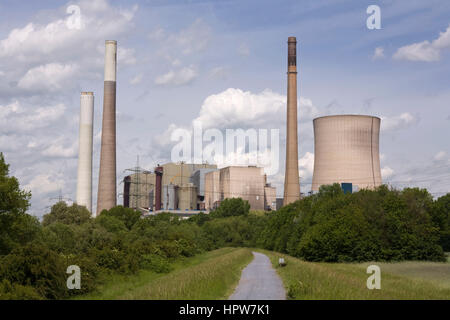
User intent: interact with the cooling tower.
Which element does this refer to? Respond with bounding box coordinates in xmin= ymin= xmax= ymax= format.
xmin=76 ymin=92 xmax=94 ymax=213
xmin=311 ymin=115 xmax=382 ymax=191
xmin=97 ymin=40 xmax=117 ymax=214
xmin=283 ymin=36 xmax=301 ymax=205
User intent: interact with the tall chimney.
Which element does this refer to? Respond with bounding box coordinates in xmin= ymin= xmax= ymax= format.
xmin=76 ymin=92 xmax=94 ymax=213
xmin=283 ymin=37 xmax=300 ymax=205
xmin=97 ymin=40 xmax=117 ymax=215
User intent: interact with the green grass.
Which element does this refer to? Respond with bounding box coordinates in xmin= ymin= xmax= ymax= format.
xmin=76 ymin=247 xmax=253 ymax=300
xmin=259 ymin=249 xmax=450 ymax=300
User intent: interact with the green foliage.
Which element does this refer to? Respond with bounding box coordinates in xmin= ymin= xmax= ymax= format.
xmin=259 ymin=184 xmax=446 ymax=262
xmin=0 ymin=280 xmax=42 ymax=300
xmin=0 ymin=243 xmax=67 ymax=299
xmin=210 ymin=198 xmax=250 ymax=218
xmin=0 ymin=153 xmax=32 ymax=255
xmin=140 ymin=254 xmax=173 ymax=273
xmin=431 ymin=193 xmax=450 ymax=251
xmin=42 ymin=202 xmax=91 ymax=226
xmin=98 ymin=206 xmax=142 ymax=230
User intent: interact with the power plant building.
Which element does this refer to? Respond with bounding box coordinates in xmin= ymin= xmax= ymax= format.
xmin=123 ymin=162 xmax=277 ymax=212
xmin=311 ymin=115 xmax=382 ymax=192
xmin=204 ymin=166 xmax=276 ymax=211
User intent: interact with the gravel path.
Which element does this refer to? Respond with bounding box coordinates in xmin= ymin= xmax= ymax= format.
xmin=229 ymin=251 xmax=286 ymax=300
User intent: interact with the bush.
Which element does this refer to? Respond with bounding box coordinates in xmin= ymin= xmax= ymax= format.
xmin=0 ymin=280 xmax=42 ymax=300
xmin=140 ymin=254 xmax=172 ymax=273
xmin=211 ymin=198 xmax=250 ymax=218
xmin=0 ymin=243 xmax=67 ymax=299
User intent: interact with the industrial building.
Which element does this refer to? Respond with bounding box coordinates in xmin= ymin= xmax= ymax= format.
xmin=204 ymin=166 xmax=276 ymax=211
xmin=123 ymin=162 xmax=217 ymax=212
xmin=311 ymin=115 xmax=382 ymax=192
xmin=123 ymin=162 xmax=276 ymax=212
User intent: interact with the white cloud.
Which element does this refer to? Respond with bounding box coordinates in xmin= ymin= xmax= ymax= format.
xmin=41 ymin=138 xmax=78 ymax=158
xmin=18 ymin=63 xmax=78 ymax=91
xmin=393 ymin=24 xmax=450 ymax=62
xmin=372 ymin=47 xmax=385 ymax=60
xmin=299 ymin=152 xmax=314 ymax=180
xmin=23 ymin=173 xmax=66 ymax=196
xmin=118 ymin=47 xmax=137 ymax=65
xmin=381 ymin=112 xmax=417 ymax=131
xmin=155 ymin=65 xmax=198 ymax=86
xmin=0 ymin=0 xmax=137 ymax=63
xmin=193 ymin=88 xmax=318 ymax=129
xmin=0 ymin=101 xmax=65 ymax=133
xmin=381 ymin=166 xmax=394 ymax=179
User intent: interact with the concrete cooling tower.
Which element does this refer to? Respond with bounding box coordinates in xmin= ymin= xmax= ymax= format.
xmin=311 ymin=115 xmax=382 ymax=192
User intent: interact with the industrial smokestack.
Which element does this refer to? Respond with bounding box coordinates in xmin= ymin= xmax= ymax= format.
xmin=76 ymin=92 xmax=94 ymax=213
xmin=283 ymin=37 xmax=301 ymax=206
xmin=97 ymin=40 xmax=117 ymax=215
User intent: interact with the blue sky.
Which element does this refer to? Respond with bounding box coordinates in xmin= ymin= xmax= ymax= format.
xmin=0 ymin=0 xmax=449 ymax=216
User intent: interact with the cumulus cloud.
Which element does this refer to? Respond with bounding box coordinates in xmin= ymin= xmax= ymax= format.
xmin=299 ymin=152 xmax=314 ymax=180
xmin=393 ymin=24 xmax=450 ymax=62
xmin=41 ymin=138 xmax=78 ymax=158
xmin=23 ymin=173 xmax=67 ymax=196
xmin=155 ymin=65 xmax=198 ymax=86
xmin=0 ymin=101 xmax=65 ymax=133
xmin=0 ymin=0 xmax=137 ymax=63
xmin=193 ymin=88 xmax=318 ymax=129
xmin=381 ymin=166 xmax=394 ymax=179
xmin=18 ymin=63 xmax=79 ymax=92
xmin=381 ymin=112 xmax=418 ymax=131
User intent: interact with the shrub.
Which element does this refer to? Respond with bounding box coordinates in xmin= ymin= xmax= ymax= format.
xmin=0 ymin=243 xmax=67 ymax=299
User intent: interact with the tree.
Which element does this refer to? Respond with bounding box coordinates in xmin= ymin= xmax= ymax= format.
xmin=98 ymin=206 xmax=142 ymax=230
xmin=42 ymin=202 xmax=91 ymax=226
xmin=211 ymin=198 xmax=250 ymax=218
xmin=432 ymin=193 xmax=450 ymax=251
xmin=0 ymin=153 xmax=33 ymax=255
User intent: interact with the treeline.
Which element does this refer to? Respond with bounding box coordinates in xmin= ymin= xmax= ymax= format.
xmin=0 ymin=152 xmax=449 ymax=299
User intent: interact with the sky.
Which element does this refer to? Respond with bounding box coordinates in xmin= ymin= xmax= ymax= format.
xmin=0 ymin=0 xmax=449 ymax=217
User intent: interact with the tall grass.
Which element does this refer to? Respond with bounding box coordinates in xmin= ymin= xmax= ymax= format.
xmin=78 ymin=248 xmax=252 ymax=300
xmin=260 ymin=249 xmax=450 ymax=300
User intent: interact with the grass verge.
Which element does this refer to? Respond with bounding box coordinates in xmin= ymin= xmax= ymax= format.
xmin=76 ymin=247 xmax=253 ymax=300
xmin=258 ymin=249 xmax=450 ymax=300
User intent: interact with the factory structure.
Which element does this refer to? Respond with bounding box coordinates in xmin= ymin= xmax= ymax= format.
xmin=74 ymin=36 xmax=384 ymax=216
xmin=311 ymin=115 xmax=382 ymax=192
xmin=122 ymin=162 xmax=277 ymax=213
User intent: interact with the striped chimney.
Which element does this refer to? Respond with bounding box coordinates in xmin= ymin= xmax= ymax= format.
xmin=283 ymin=37 xmax=301 ymax=205
xmin=97 ymin=40 xmax=117 ymax=215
